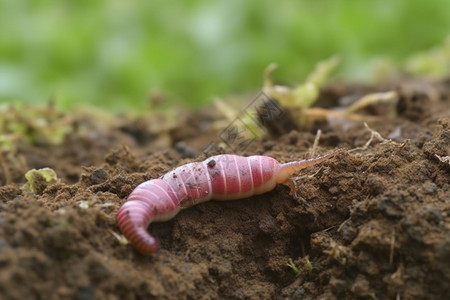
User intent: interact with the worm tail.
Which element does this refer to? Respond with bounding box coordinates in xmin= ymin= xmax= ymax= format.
xmin=276 ymin=148 xmax=346 ymax=183
xmin=117 ymin=179 xmax=180 ymax=255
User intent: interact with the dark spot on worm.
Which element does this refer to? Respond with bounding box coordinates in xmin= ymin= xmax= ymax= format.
xmin=207 ymin=159 xmax=216 ymax=168
xmin=180 ymin=195 xmax=192 ymax=205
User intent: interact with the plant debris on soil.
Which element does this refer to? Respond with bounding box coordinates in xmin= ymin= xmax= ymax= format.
xmin=0 ymin=76 xmax=449 ymax=300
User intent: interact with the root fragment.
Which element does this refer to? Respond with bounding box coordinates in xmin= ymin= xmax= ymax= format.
xmin=346 ymin=91 xmax=398 ymax=115
xmin=349 ymin=123 xmax=408 ymax=152
xmin=109 ymin=230 xmax=129 ymax=246
xmin=310 ymin=129 xmax=322 ymax=157
xmin=294 ymin=131 xmax=327 ymax=183
xmin=435 ymin=154 xmax=450 ymax=166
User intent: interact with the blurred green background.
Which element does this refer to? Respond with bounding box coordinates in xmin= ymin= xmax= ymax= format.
xmin=0 ymin=0 xmax=449 ymax=112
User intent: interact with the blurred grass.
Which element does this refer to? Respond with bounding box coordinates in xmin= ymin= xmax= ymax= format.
xmin=0 ymin=0 xmax=449 ymax=112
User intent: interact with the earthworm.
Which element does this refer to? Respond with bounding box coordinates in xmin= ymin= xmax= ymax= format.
xmin=117 ymin=149 xmax=344 ymax=255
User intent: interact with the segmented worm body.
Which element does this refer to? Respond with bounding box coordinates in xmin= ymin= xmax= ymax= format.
xmin=117 ymin=149 xmax=344 ymax=255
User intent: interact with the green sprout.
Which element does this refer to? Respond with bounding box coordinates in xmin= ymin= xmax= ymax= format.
xmin=212 ymin=56 xmax=340 ymax=142
xmin=263 ymin=56 xmax=340 ymax=109
xmin=287 ymin=257 xmax=314 ymax=277
xmin=109 ymin=230 xmax=129 ymax=246
xmin=287 ymin=258 xmax=300 ymax=276
xmin=370 ymin=293 xmax=380 ymax=300
xmin=21 ymin=167 xmax=60 ymax=194
xmin=0 ymin=103 xmax=73 ymax=150
xmin=305 ymin=256 xmax=313 ymax=276
xmin=404 ymin=35 xmax=450 ymax=78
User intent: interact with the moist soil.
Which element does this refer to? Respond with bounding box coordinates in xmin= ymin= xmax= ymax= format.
xmin=0 ymin=78 xmax=449 ymax=300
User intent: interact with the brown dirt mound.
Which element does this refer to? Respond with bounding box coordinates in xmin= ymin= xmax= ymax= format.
xmin=0 ymin=78 xmax=449 ymax=300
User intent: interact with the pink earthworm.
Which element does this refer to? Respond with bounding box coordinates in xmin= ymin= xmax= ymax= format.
xmin=117 ymin=149 xmax=345 ymax=255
